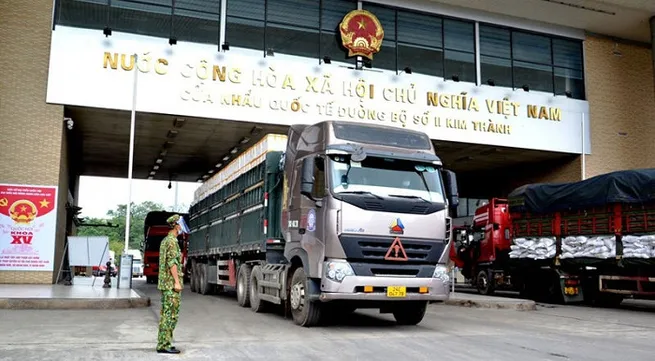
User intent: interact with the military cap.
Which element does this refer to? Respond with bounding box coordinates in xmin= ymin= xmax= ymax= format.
xmin=167 ymin=214 xmax=181 ymax=227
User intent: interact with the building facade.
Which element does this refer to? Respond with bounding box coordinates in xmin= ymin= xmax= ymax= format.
xmin=1 ymin=0 xmax=654 ymax=284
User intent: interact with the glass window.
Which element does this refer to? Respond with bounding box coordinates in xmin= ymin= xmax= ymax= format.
xmin=312 ymin=157 xmax=326 ymax=199
xmin=480 ymin=56 xmax=512 ymax=87
xmin=173 ymin=0 xmax=220 ymax=45
xmin=512 ymin=31 xmax=552 ymax=65
xmin=363 ymin=3 xmax=396 ymax=71
xmin=397 ymin=11 xmax=442 ymax=49
xmin=444 ymin=19 xmax=476 ymax=81
xmin=397 ymin=11 xmax=443 ymax=77
xmin=511 ymin=32 xmax=554 ymax=92
xmin=328 ymin=155 xmax=445 ymax=203
xmin=226 ymin=0 xmax=265 ymax=51
xmin=553 ymin=38 xmax=583 ymax=69
xmin=555 ymin=67 xmax=584 ymax=98
xmin=110 ymin=0 xmax=173 ymax=38
xmin=444 ymin=19 xmax=474 ymax=53
xmin=479 ymin=25 xmax=510 ymax=59
xmin=57 ymin=0 xmax=108 ymax=30
xmin=268 ymin=0 xmax=318 ymax=28
xmin=266 ymin=0 xmax=320 ymax=58
xmin=320 ymin=0 xmax=357 ymax=64
xmin=513 ymin=60 xmax=554 ymax=93
xmin=445 ymin=50 xmax=475 ymax=83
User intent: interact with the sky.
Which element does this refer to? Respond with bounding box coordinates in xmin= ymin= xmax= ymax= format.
xmin=77 ymin=176 xmax=200 ymax=219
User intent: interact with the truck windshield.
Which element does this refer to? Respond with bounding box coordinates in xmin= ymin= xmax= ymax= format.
xmin=328 ymin=155 xmax=445 ymax=203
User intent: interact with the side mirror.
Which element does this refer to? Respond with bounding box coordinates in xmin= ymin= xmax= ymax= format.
xmin=442 ymin=169 xmax=459 ymax=216
xmin=300 ymin=157 xmax=315 ymax=198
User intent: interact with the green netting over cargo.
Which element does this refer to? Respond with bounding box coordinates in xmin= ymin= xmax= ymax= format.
xmin=188 ymin=152 xmax=284 ymax=255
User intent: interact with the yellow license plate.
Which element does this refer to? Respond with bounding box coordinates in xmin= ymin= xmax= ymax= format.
xmin=387 ymin=286 xmax=406 ymax=298
xmin=564 ymin=286 xmax=578 ymax=296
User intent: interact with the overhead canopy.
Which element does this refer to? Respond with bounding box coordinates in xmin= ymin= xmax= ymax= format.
xmin=508 ymin=168 xmax=655 ymax=214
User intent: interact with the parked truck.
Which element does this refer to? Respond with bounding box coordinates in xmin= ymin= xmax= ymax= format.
xmin=142 ymin=211 xmax=190 ymax=284
xmin=450 ymin=169 xmax=655 ymax=305
xmin=187 ymin=120 xmax=459 ymax=327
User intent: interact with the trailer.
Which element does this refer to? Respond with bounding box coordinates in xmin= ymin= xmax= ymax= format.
xmin=187 ymin=120 xmax=459 ymax=327
xmin=450 ymin=169 xmax=655 ymax=305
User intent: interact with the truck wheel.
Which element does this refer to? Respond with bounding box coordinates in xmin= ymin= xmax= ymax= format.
xmin=392 ymin=301 xmax=428 ymax=325
xmin=289 ymin=267 xmax=322 ymax=327
xmin=237 ymin=264 xmax=252 ymax=308
xmin=476 ymin=269 xmax=495 ymax=296
xmin=199 ymin=264 xmax=210 ymax=295
xmin=249 ymin=265 xmax=268 ymax=313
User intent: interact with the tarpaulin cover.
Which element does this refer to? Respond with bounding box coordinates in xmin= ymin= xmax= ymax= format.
xmin=508 ymin=168 xmax=655 ymax=214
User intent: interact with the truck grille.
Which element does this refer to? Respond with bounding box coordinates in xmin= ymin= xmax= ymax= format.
xmin=338 ymin=235 xmax=445 ymax=264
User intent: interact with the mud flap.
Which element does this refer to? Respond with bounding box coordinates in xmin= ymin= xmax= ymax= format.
xmin=307 ymin=277 xmax=322 ymax=302
xmin=555 ymin=269 xmax=585 ymax=304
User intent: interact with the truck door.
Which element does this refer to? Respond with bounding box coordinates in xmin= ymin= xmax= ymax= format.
xmin=287 ymin=155 xmax=327 ymax=277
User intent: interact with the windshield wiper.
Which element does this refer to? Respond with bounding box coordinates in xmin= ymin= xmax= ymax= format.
xmin=388 ymin=194 xmax=431 ymax=203
xmin=339 ymin=191 xmax=384 ymax=200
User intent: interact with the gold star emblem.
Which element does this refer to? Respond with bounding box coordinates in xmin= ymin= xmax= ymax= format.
xmin=40 ymin=199 xmax=50 ymax=208
xmin=20 ymin=205 xmax=27 ymax=212
xmin=357 ymin=18 xmax=367 ymax=30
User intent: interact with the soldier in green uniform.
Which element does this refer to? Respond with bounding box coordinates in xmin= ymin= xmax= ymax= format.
xmin=156 ymin=214 xmax=188 ymax=354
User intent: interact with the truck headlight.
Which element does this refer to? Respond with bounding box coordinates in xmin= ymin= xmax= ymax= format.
xmin=324 ymin=260 xmax=354 ymax=283
xmin=432 ymin=264 xmax=450 ymax=283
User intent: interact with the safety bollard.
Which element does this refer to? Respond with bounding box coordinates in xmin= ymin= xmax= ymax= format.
xmin=103 ymin=261 xmax=112 ymax=288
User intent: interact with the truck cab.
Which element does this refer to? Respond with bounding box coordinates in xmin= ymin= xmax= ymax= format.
xmin=279 ymin=121 xmax=459 ymax=325
xmin=449 ymin=198 xmax=511 ymax=294
xmin=142 ymin=211 xmax=190 ymax=284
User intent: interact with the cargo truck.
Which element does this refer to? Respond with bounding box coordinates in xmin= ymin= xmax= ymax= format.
xmin=450 ymin=169 xmax=655 ymax=306
xmin=187 ymin=120 xmax=459 ymax=327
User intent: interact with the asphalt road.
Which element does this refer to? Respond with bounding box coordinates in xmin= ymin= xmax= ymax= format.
xmin=1 ymin=279 xmax=655 ymax=361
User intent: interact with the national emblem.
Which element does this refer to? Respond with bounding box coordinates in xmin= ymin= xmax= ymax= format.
xmin=339 ymin=9 xmax=385 ymax=60
xmin=9 ymin=200 xmax=38 ymax=224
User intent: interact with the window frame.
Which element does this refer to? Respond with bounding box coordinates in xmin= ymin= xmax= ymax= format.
xmin=478 ymin=21 xmax=586 ymax=99
xmin=361 ymin=1 xmax=477 ymax=81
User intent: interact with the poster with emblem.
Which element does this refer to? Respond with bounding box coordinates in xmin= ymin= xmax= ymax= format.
xmin=0 ymin=184 xmax=58 ymax=271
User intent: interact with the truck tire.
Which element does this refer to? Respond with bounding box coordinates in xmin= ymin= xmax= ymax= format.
xmin=199 ymin=263 xmax=210 ymax=295
xmin=289 ymin=267 xmax=322 ymax=327
xmin=476 ymin=269 xmax=495 ymax=296
xmin=392 ymin=301 xmax=428 ymax=325
xmin=237 ymin=264 xmax=252 ymax=308
xmin=249 ymin=265 xmax=268 ymax=313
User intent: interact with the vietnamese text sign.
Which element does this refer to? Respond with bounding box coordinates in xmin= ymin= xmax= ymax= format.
xmin=46 ymin=26 xmax=590 ymax=154
xmin=0 ymin=184 xmax=58 ymax=271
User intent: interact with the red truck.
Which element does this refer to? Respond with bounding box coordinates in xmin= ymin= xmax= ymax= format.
xmin=451 ymin=168 xmax=655 ymax=306
xmin=142 ymin=211 xmax=190 ymax=284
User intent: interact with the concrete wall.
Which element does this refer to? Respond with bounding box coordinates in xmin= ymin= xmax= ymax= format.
xmin=583 ymin=35 xmax=655 ymax=176
xmin=0 ymin=0 xmax=66 ymax=284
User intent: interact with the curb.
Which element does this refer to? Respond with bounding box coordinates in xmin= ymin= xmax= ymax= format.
xmin=0 ymin=289 xmax=151 ymax=310
xmin=444 ymin=297 xmax=537 ymax=311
